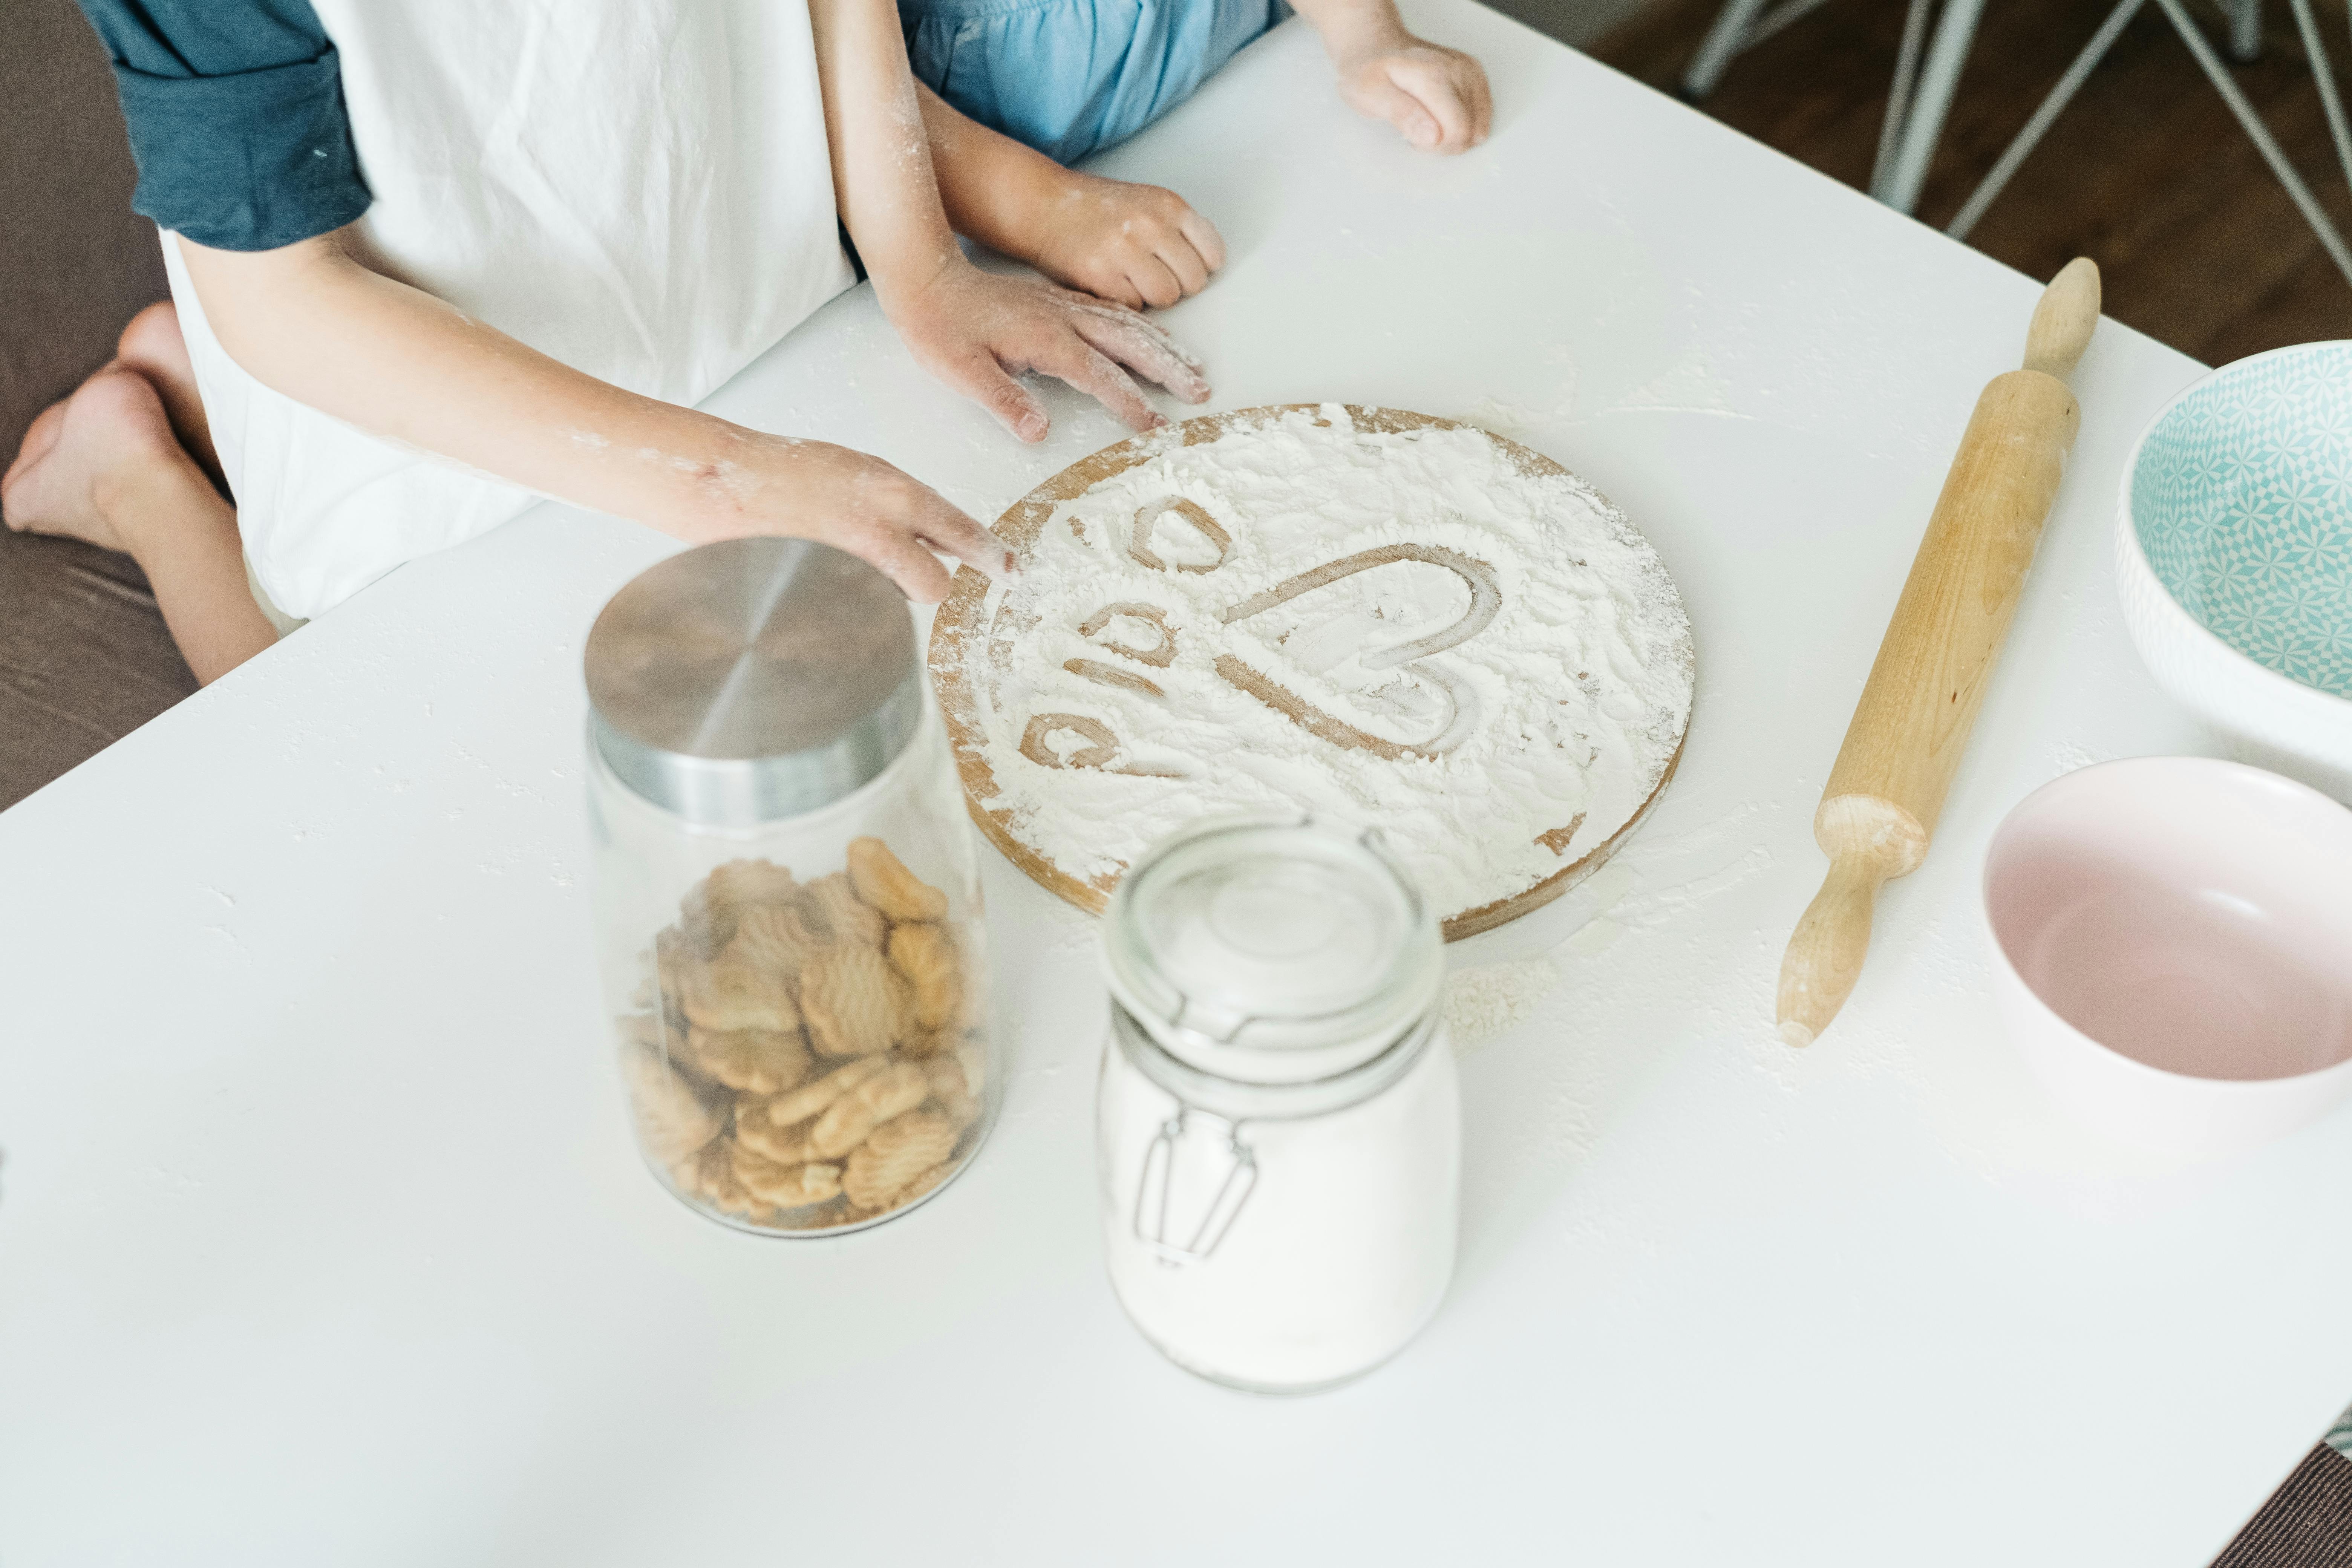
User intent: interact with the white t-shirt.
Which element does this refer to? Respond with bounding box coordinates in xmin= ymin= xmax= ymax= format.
xmin=164 ymin=0 xmax=855 ymax=620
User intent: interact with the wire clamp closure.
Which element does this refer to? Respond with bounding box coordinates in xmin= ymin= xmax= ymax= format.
xmin=1133 ymin=1108 xmax=1259 ymax=1266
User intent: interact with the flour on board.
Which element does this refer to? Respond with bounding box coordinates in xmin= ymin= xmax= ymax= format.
xmin=939 ymin=405 xmax=1694 ymax=926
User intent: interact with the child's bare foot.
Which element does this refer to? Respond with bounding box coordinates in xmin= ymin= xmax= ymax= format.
xmin=112 ymin=300 xmax=224 ymax=488
xmin=3 ymin=369 xmax=187 ymax=553
xmin=3 ymin=363 xmax=272 ymax=684
xmin=2 ymin=400 xmax=89 ymax=538
xmin=1027 ymin=170 xmax=1226 ymax=311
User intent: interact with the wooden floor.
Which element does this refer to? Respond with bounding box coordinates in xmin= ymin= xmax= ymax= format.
xmin=1591 ymin=0 xmax=2352 ymax=364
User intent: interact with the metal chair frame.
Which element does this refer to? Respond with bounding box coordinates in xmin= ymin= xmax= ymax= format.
xmin=1678 ymin=0 xmax=2352 ymax=292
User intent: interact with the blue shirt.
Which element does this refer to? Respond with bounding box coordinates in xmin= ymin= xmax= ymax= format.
xmin=75 ymin=0 xmax=369 ymax=251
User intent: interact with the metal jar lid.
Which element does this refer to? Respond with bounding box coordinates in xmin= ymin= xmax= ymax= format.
xmin=1101 ymin=814 xmax=1444 ymax=1087
xmin=584 ymin=538 xmax=921 ymax=825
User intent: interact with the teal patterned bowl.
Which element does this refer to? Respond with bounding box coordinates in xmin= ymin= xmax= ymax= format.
xmin=2118 ymin=342 xmax=2352 ymax=802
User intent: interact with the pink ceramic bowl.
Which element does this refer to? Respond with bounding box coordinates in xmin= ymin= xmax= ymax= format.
xmin=1983 ymin=756 xmax=2352 ymax=1158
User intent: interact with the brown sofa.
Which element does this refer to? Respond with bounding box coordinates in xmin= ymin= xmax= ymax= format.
xmin=0 ymin=0 xmax=193 ymax=811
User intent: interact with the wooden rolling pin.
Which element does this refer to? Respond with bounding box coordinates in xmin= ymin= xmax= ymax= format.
xmin=1776 ymin=258 xmax=2101 ymax=1047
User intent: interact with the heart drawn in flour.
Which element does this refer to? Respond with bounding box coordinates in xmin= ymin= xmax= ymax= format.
xmin=1018 ymin=496 xmax=1505 ymax=776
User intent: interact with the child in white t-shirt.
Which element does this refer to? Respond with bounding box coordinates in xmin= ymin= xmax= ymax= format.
xmin=5 ymin=0 xmax=1487 ymax=685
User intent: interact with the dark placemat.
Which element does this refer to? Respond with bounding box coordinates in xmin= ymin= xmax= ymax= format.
xmin=2216 ymin=1443 xmax=2352 ymax=1568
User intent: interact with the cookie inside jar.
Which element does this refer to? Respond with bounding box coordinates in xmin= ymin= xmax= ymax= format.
xmin=617 ymin=838 xmax=991 ymax=1234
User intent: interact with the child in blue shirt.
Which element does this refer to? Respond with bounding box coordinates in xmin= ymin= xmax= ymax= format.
xmin=908 ymin=0 xmax=1490 ymax=304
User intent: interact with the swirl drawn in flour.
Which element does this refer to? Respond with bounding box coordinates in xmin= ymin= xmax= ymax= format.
xmin=1060 ymin=658 xmax=1163 ymax=697
xmin=1126 ymin=498 xmax=1232 ymax=574
xmin=1076 ymin=603 xmax=1176 ymax=666
xmin=1020 ymin=712 xmax=1188 ymax=778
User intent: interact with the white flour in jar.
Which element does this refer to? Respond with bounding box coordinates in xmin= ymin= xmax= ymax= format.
xmin=944 ymin=405 xmax=1695 ymax=924
xmin=1096 ymin=1026 xmax=1460 ymax=1392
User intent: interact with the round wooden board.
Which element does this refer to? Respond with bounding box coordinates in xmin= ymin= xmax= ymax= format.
xmin=927 ymin=405 xmax=1695 ymax=941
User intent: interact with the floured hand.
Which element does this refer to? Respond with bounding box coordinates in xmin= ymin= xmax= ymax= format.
xmin=671 ymin=433 xmax=1010 ymax=604
xmin=1337 ymin=34 xmax=1492 ymax=153
xmin=1030 ymin=172 xmax=1226 ymax=309
xmin=880 ymin=260 xmax=1211 ymax=441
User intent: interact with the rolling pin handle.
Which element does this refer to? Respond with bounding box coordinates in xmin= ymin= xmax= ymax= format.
xmin=1778 ymin=796 xmax=1926 ymax=1045
xmin=2021 ymin=257 xmax=2101 ymax=382
xmin=1775 ymin=851 xmax=1891 ymax=1047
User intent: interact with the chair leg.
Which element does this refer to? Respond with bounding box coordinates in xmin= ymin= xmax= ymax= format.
xmin=2288 ymin=0 xmax=2352 ymax=192
xmin=1871 ymin=0 xmax=1939 ymax=196
xmin=2156 ymin=0 xmax=2352 ymax=286
xmin=1876 ymin=0 xmax=1989 ymax=212
xmin=2230 ymin=0 xmax=2263 ymax=62
xmin=1681 ymin=0 xmax=1775 ymax=100
xmin=1743 ymin=0 xmax=1839 ymax=51
xmin=1947 ymin=0 xmax=2145 ymax=240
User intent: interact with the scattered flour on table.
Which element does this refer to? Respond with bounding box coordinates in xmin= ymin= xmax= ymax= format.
xmin=2046 ymin=736 xmax=2112 ymax=778
xmin=945 ymin=405 xmax=1694 ymax=921
xmin=1444 ymin=958 xmax=1565 ymax=1053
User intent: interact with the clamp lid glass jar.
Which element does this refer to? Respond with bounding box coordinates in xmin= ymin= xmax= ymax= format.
xmin=585 ymin=538 xmax=994 ymax=1235
xmin=1095 ymin=815 xmax=1460 ymax=1392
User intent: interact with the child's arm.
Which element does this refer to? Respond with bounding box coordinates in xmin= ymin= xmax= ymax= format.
xmin=919 ymin=84 xmax=1226 ymax=311
xmin=177 ymin=231 xmax=1009 ymax=602
xmin=1288 ymin=0 xmax=1492 ymax=154
xmin=809 ymin=0 xmax=1210 ymax=441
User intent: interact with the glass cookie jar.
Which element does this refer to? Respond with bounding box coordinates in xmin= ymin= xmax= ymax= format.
xmin=585 ymin=539 xmax=994 ymax=1236
xmin=1096 ymin=816 xmax=1460 ymax=1392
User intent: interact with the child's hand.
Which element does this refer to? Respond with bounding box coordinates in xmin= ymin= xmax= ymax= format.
xmin=1335 ymin=33 xmax=1492 ymax=154
xmin=881 ymin=261 xmax=1211 ymax=441
xmin=1030 ymin=172 xmax=1226 ymax=310
xmin=919 ymin=84 xmax=1223 ymax=310
xmin=682 ymin=433 xmax=1011 ymax=603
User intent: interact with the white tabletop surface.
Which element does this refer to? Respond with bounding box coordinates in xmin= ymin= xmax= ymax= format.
xmin=4 ymin=6 xmax=2346 ymax=1563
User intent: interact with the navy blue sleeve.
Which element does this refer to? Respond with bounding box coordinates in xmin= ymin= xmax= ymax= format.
xmin=74 ymin=0 xmax=371 ymax=251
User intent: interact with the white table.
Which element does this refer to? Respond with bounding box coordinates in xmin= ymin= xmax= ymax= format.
xmin=3 ymin=6 xmax=2344 ymax=1563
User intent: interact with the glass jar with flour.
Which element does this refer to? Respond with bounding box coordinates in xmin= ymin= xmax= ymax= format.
xmin=585 ymin=538 xmax=994 ymax=1236
xmin=1096 ymin=816 xmax=1459 ymax=1392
